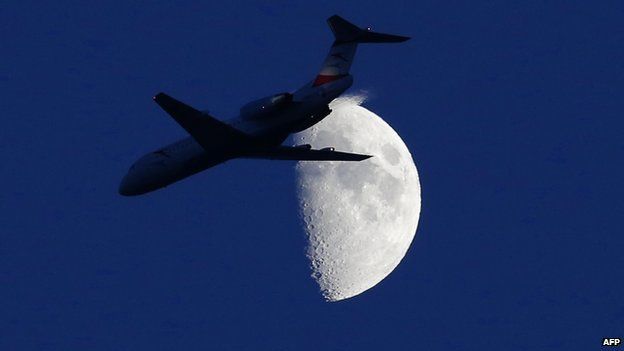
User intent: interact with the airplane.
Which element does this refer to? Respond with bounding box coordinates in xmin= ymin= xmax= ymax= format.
xmin=119 ymin=15 xmax=409 ymax=196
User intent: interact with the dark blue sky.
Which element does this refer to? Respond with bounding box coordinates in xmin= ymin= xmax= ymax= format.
xmin=2 ymin=1 xmax=623 ymax=350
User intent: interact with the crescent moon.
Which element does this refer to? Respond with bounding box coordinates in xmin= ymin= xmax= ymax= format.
xmin=294 ymin=95 xmax=422 ymax=301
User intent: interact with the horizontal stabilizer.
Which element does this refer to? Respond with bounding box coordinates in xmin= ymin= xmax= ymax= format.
xmin=153 ymin=93 xmax=250 ymax=151
xmin=244 ymin=145 xmax=372 ymax=161
xmin=328 ymin=15 xmax=410 ymax=43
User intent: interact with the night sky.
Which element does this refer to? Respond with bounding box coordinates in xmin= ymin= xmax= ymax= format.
xmin=2 ymin=1 xmax=623 ymax=350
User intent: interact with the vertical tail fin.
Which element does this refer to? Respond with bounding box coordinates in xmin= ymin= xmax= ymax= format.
xmin=313 ymin=15 xmax=409 ymax=86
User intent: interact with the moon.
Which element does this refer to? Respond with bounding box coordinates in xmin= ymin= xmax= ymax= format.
xmin=294 ymin=95 xmax=422 ymax=301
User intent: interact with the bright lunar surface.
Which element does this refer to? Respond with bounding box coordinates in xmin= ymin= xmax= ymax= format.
xmin=294 ymin=95 xmax=421 ymax=301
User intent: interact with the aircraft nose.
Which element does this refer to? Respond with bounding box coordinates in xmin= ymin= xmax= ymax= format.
xmin=118 ymin=173 xmax=139 ymax=196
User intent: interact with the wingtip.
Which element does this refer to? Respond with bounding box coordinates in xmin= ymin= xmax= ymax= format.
xmin=328 ymin=14 xmax=344 ymax=22
xmin=353 ymin=154 xmax=374 ymax=161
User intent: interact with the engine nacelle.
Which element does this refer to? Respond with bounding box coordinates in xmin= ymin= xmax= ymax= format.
xmin=240 ymin=93 xmax=292 ymax=120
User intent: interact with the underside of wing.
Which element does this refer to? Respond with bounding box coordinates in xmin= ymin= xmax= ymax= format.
xmin=244 ymin=145 xmax=372 ymax=161
xmin=153 ymin=93 xmax=251 ymax=151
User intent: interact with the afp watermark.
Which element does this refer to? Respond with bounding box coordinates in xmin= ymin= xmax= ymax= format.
xmin=603 ymin=338 xmax=622 ymax=347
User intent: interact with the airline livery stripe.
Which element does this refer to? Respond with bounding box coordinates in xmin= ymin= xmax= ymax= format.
xmin=313 ymin=74 xmax=346 ymax=86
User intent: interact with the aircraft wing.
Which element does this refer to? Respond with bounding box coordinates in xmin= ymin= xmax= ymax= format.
xmin=245 ymin=146 xmax=372 ymax=161
xmin=153 ymin=93 xmax=251 ymax=151
xmin=153 ymin=93 xmax=371 ymax=161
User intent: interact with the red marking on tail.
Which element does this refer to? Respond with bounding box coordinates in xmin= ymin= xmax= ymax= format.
xmin=313 ymin=74 xmax=346 ymax=86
